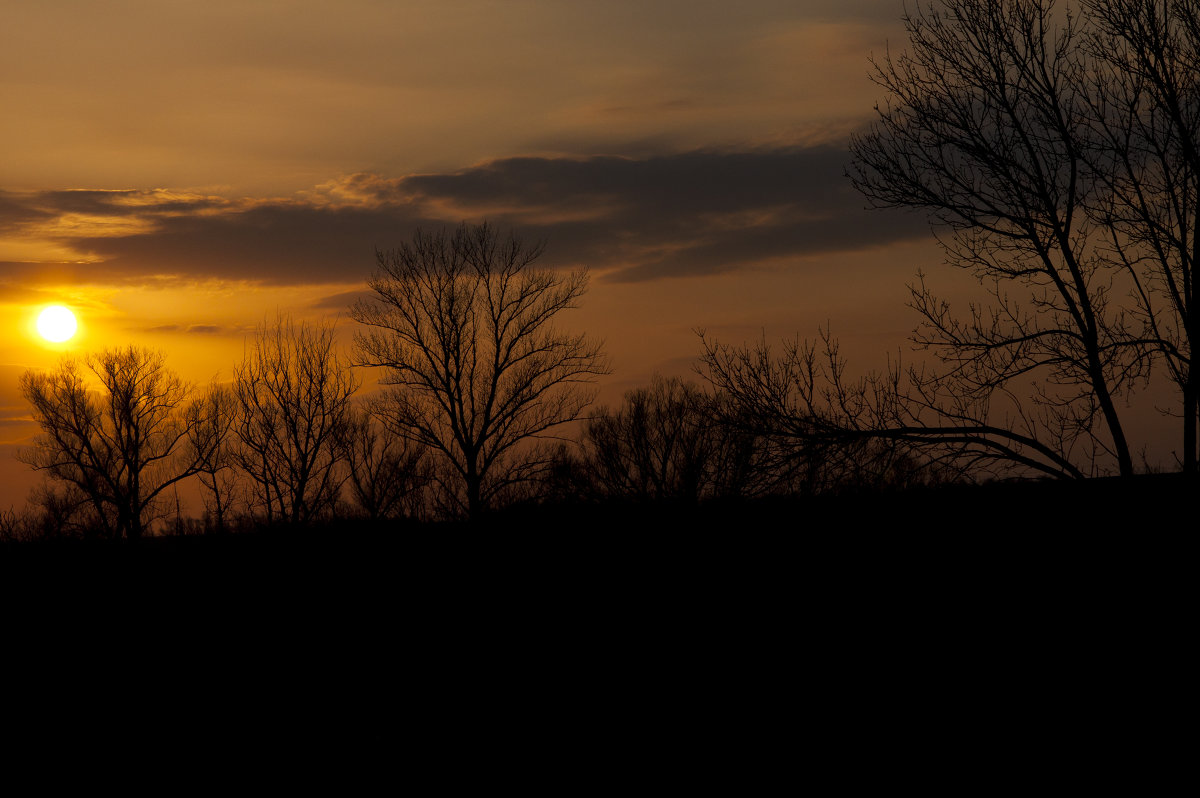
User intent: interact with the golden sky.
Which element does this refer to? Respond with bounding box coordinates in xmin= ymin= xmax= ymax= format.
xmin=14 ymin=1 xmax=1161 ymax=509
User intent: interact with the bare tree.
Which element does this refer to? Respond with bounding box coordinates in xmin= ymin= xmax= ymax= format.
xmin=700 ymin=329 xmax=1083 ymax=484
xmin=581 ymin=375 xmax=759 ymax=502
xmin=1082 ymin=0 xmax=1200 ymax=471
xmin=186 ymin=382 xmax=239 ymax=532
xmin=848 ymin=0 xmax=1143 ymax=476
xmin=340 ymin=404 xmax=431 ymax=522
xmin=351 ymin=222 xmax=611 ymax=519
xmin=232 ymin=314 xmax=358 ymax=526
xmin=19 ymin=347 xmax=212 ymax=539
xmin=0 ymin=507 xmax=28 ymax=543
xmin=2 ymin=487 xmax=96 ymax=542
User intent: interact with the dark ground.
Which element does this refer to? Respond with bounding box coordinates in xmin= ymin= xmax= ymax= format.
xmin=3 ymin=471 xmax=1185 ymax=568
xmin=2 ymin=474 xmax=1186 ymax=618
xmin=1 ymin=475 xmax=1186 ymax=778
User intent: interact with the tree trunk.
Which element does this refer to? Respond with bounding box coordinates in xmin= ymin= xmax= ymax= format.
xmin=122 ymin=507 xmax=143 ymax=541
xmin=1087 ymin=339 xmax=1134 ymax=477
xmin=1186 ymin=303 xmax=1199 ymax=474
xmin=466 ymin=460 xmax=483 ymax=521
xmin=1096 ymin=385 xmax=1134 ymax=477
xmin=1183 ymin=380 xmax=1197 ymax=474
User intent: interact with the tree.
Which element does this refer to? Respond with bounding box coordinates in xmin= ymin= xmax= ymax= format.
xmin=0 ymin=506 xmax=31 ymax=543
xmin=580 ymin=375 xmax=758 ymax=503
xmin=186 ymin=382 xmax=239 ymax=532
xmin=19 ymin=347 xmax=212 ymax=539
xmin=848 ymin=0 xmax=1144 ymax=476
xmin=699 ymin=328 xmax=1083 ymax=484
xmin=351 ymin=222 xmax=611 ymax=519
xmin=1081 ymin=0 xmax=1200 ymax=471
xmin=339 ymin=405 xmax=430 ymax=522
xmin=232 ymin=314 xmax=358 ymax=526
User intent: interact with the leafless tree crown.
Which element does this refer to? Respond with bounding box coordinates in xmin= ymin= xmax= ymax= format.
xmin=19 ymin=347 xmax=212 ymax=539
xmin=838 ymin=0 xmax=1200 ymax=476
xmin=581 ymin=376 xmax=759 ymax=502
xmin=232 ymin=314 xmax=358 ymax=525
xmin=352 ymin=222 xmax=610 ymax=518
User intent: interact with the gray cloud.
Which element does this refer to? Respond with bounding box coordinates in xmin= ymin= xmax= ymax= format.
xmin=0 ymin=194 xmax=51 ymax=234
xmin=1 ymin=144 xmax=927 ymax=285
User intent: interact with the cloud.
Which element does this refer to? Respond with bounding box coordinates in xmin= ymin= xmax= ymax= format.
xmin=136 ymin=323 xmax=223 ymax=335
xmin=0 ymin=144 xmax=927 ymax=286
xmin=0 ymin=194 xmax=52 ymax=234
xmin=310 ymin=290 xmax=376 ymax=311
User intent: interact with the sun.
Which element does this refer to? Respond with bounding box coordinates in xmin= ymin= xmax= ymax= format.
xmin=37 ymin=305 xmax=78 ymax=343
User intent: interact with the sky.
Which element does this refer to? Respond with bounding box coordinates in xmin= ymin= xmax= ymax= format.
xmin=0 ymin=1 xmax=1177 ymax=510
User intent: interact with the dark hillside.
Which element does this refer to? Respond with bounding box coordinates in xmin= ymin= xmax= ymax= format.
xmin=2 ymin=475 xmax=1182 ymax=771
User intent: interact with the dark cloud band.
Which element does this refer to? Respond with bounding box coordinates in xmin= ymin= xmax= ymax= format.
xmin=0 ymin=144 xmax=925 ymax=286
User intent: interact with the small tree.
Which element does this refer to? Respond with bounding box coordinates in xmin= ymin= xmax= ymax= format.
xmin=340 ymin=405 xmax=431 ymax=522
xmin=582 ymin=376 xmax=758 ymax=503
xmin=0 ymin=507 xmax=28 ymax=543
xmin=186 ymin=382 xmax=239 ymax=532
xmin=232 ymin=314 xmax=358 ymax=526
xmin=19 ymin=347 xmax=211 ymax=539
xmin=351 ymin=222 xmax=610 ymax=519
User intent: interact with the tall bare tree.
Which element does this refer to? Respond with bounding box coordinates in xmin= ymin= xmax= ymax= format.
xmin=848 ymin=0 xmax=1143 ymax=476
xmin=1082 ymin=0 xmax=1200 ymax=471
xmin=232 ymin=314 xmax=358 ymax=526
xmin=19 ymin=347 xmax=212 ymax=539
xmin=351 ymin=222 xmax=610 ymax=519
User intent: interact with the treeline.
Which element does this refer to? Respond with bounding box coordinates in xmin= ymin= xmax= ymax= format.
xmin=0 ymin=331 xmax=949 ymax=543
xmin=4 ymin=222 xmax=933 ymax=542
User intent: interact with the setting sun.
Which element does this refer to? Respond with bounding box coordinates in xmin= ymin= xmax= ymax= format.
xmin=37 ymin=305 xmax=78 ymax=343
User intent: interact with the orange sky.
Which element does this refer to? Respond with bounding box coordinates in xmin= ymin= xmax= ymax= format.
xmin=1 ymin=1 xmax=1182 ymax=511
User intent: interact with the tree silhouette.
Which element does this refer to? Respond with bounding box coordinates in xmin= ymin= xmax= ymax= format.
xmin=186 ymin=382 xmax=239 ymax=532
xmin=351 ymin=222 xmax=610 ymax=519
xmin=19 ymin=347 xmax=213 ymax=539
xmin=848 ymin=0 xmax=1144 ymax=476
xmin=232 ymin=314 xmax=358 ymax=526
xmin=581 ymin=376 xmax=758 ymax=502
xmin=339 ymin=405 xmax=430 ymax=522
xmin=1082 ymin=0 xmax=1200 ymax=471
xmin=700 ymin=328 xmax=1084 ymax=483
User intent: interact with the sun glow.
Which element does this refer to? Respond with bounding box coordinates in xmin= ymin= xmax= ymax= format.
xmin=37 ymin=305 xmax=78 ymax=343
